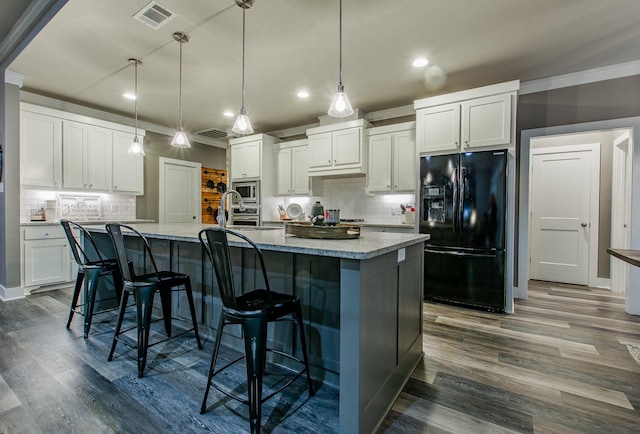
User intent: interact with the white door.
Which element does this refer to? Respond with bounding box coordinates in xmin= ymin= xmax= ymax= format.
xmin=530 ymin=146 xmax=596 ymax=285
xmin=159 ymin=157 xmax=201 ymax=224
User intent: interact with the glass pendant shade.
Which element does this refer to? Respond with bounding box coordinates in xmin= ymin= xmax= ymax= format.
xmin=328 ymin=0 xmax=353 ymax=118
xmin=171 ymin=32 xmax=191 ymax=148
xmin=171 ymin=127 xmax=191 ymax=148
xmin=232 ymin=1 xmax=253 ymax=135
xmin=127 ymin=136 xmax=145 ymax=156
xmin=232 ymin=108 xmax=253 ymax=135
xmin=328 ymin=84 xmax=353 ymax=117
xmin=128 ymin=58 xmax=144 ymax=156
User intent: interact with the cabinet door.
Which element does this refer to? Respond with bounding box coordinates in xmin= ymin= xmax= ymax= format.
xmin=276 ymin=148 xmax=293 ymax=195
xmin=230 ymin=144 xmax=245 ymax=179
xmin=244 ymin=141 xmax=261 ymax=179
xmin=112 ymin=131 xmax=144 ymax=194
xmin=417 ymin=103 xmax=460 ymax=154
xmin=367 ymin=134 xmax=392 ymax=192
xmin=308 ymin=133 xmax=333 ymax=168
xmin=291 ymin=146 xmax=309 ymax=195
xmin=23 ymin=239 xmax=71 ymax=287
xmin=461 ymin=93 xmax=511 ymax=149
xmin=20 ymin=111 xmax=62 ymax=187
xmin=393 ymin=130 xmax=417 ymax=191
xmin=86 ymin=126 xmax=112 ymax=191
xmin=62 ymin=121 xmax=87 ymax=189
xmin=333 ymin=128 xmax=361 ymax=166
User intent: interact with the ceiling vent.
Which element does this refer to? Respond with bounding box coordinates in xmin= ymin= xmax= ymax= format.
xmin=196 ymin=128 xmax=229 ymax=140
xmin=133 ymin=1 xmax=176 ymax=30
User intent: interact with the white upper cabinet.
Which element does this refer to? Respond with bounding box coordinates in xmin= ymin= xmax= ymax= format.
xmin=62 ymin=121 xmax=112 ymax=191
xmin=416 ymin=103 xmax=460 ymax=153
xmin=20 ymin=104 xmax=144 ymax=194
xmin=231 ymin=140 xmax=262 ymax=180
xmin=275 ymin=140 xmax=310 ymax=196
xmin=306 ymin=119 xmax=371 ymax=176
xmin=20 ymin=110 xmax=62 ymax=188
xmin=415 ymin=80 xmax=519 ymax=155
xmin=367 ymin=122 xmax=416 ymax=193
xmin=229 ymin=133 xmax=279 ymax=197
xmin=112 ymin=131 xmax=144 ymax=195
xmin=461 ymin=93 xmax=512 ymax=149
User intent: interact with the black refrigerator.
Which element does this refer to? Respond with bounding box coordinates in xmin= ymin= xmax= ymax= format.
xmin=419 ymin=150 xmax=507 ymax=312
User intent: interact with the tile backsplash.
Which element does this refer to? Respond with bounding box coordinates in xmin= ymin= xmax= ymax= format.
xmin=21 ymin=189 xmax=136 ymax=222
xmin=262 ymin=176 xmax=416 ymax=224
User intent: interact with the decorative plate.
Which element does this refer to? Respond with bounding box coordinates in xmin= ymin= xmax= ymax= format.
xmin=286 ymin=203 xmax=303 ymax=219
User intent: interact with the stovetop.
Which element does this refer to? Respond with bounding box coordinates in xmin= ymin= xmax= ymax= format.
xmin=340 ymin=218 xmax=365 ymax=223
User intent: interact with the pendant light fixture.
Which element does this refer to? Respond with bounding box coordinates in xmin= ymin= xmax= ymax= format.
xmin=171 ymin=31 xmax=191 ymax=148
xmin=127 ymin=58 xmax=145 ymax=156
xmin=328 ymin=0 xmax=353 ymax=118
xmin=232 ymin=0 xmax=254 ymax=135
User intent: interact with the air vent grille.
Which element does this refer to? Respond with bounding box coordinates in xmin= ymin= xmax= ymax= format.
xmin=133 ymin=1 xmax=176 ymax=30
xmin=196 ymin=128 xmax=229 ymax=139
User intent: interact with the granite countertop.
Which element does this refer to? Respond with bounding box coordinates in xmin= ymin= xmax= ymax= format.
xmin=84 ymin=222 xmax=429 ymax=260
xmin=607 ymin=248 xmax=640 ymax=268
xmin=21 ymin=219 xmax=156 ymax=226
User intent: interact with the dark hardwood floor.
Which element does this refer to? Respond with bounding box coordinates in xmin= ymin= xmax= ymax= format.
xmin=2 ymin=280 xmax=640 ymax=433
xmin=379 ymin=280 xmax=640 ymax=433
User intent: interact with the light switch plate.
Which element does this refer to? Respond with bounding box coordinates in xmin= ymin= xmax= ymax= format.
xmin=398 ymin=248 xmax=405 ymax=263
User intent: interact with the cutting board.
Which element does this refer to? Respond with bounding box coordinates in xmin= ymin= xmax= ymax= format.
xmin=202 ymin=167 xmax=226 ymax=224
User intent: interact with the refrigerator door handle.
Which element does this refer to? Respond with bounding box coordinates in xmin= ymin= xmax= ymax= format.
xmin=459 ymin=166 xmax=466 ymax=233
xmin=425 ymin=248 xmax=498 ymax=259
xmin=452 ymin=168 xmax=458 ymax=232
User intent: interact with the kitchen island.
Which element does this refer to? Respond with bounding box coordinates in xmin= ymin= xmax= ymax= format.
xmin=85 ymin=223 xmax=428 ymax=434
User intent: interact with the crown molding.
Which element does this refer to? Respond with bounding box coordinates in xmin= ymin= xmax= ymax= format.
xmin=520 ymin=60 xmax=640 ymax=95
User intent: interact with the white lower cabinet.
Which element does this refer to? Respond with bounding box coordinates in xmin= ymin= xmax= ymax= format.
xmin=23 ymin=226 xmax=75 ymax=289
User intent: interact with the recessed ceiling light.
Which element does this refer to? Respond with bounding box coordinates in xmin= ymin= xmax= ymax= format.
xmin=123 ymin=93 xmax=136 ymax=100
xmin=297 ymin=90 xmax=309 ymax=98
xmin=412 ymin=58 xmax=429 ymax=68
xmin=223 ymin=111 xmax=234 ymax=117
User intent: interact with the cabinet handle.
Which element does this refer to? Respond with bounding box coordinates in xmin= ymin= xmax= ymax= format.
xmin=387 ymin=185 xmax=390 ymax=188
xmin=394 ymin=185 xmax=398 ymax=188
xmin=334 ymin=159 xmax=337 ymax=163
xmin=328 ymin=160 xmax=331 ymax=163
xmin=45 ymin=233 xmax=50 ymax=236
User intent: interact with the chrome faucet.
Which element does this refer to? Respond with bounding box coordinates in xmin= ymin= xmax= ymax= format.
xmin=218 ymin=190 xmax=245 ymax=228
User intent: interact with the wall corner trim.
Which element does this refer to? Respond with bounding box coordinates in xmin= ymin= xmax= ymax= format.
xmin=5 ymin=70 xmax=24 ymax=87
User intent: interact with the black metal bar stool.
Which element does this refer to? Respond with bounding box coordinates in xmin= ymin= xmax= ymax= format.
xmin=61 ymin=219 xmax=122 ymax=338
xmin=105 ymin=223 xmax=202 ymax=378
xmin=198 ymin=227 xmax=314 ymax=434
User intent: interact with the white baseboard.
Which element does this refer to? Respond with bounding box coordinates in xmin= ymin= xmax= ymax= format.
xmin=0 ymin=284 xmax=26 ymax=301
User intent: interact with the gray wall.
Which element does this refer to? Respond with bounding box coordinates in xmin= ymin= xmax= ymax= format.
xmin=516 ymin=75 xmax=640 ymax=288
xmin=136 ymin=131 xmax=227 ymax=221
xmin=1 ymin=82 xmax=22 ymax=289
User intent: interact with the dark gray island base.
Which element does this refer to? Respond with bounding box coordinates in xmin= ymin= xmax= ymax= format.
xmin=86 ymin=223 xmax=428 ymax=434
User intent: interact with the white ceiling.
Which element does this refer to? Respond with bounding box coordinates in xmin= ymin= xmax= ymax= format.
xmin=8 ymin=0 xmax=640 ymax=139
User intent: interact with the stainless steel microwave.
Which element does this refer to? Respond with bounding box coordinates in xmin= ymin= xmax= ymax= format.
xmin=232 ymin=181 xmax=259 ymax=204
